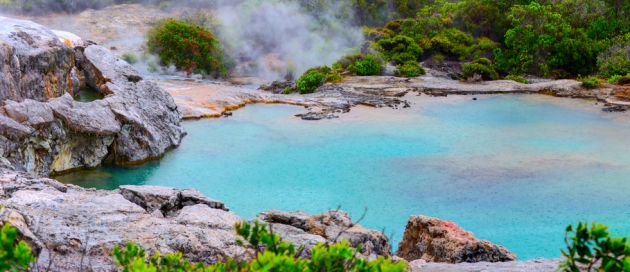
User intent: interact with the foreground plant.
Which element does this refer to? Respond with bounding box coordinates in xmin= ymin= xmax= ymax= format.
xmin=113 ymin=221 xmax=407 ymax=272
xmin=560 ymin=222 xmax=630 ymax=272
xmin=0 ymin=223 xmax=35 ymax=272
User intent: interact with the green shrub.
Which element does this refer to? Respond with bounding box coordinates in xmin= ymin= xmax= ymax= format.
xmin=296 ymin=67 xmax=329 ymax=94
xmin=505 ymin=74 xmax=529 ymax=84
xmin=376 ymin=35 xmax=423 ymax=65
xmin=0 ymin=223 xmax=36 ymax=271
xmin=462 ymin=58 xmax=499 ymax=81
xmin=581 ymin=77 xmax=601 ymax=89
xmin=348 ymin=55 xmax=383 ymax=76
xmin=121 ymin=53 xmax=139 ymax=65
xmin=609 ymin=75 xmax=623 ymax=84
xmin=597 ymin=34 xmax=630 ymax=77
xmin=147 ymin=19 xmax=226 ymax=78
xmin=283 ymin=87 xmax=293 ymax=94
xmin=395 ymin=62 xmax=425 ymax=78
xmin=333 ymin=54 xmax=364 ymax=70
xmin=560 ymin=222 xmax=630 ymax=272
xmin=113 ymin=221 xmax=407 ymax=272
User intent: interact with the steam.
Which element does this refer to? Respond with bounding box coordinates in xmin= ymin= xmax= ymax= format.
xmin=0 ymin=0 xmax=365 ymax=80
xmin=210 ymin=0 xmax=364 ymax=80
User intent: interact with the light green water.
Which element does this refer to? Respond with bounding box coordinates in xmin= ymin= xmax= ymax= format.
xmin=56 ymin=94 xmax=630 ymax=259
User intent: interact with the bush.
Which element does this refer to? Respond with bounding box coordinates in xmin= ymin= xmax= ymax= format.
xmin=121 ymin=53 xmax=138 ymax=65
xmin=581 ymin=77 xmax=601 ymax=89
xmin=0 ymin=223 xmax=36 ymax=271
xmin=505 ymin=74 xmax=529 ymax=84
xmin=113 ymin=221 xmax=407 ymax=272
xmin=376 ymin=35 xmax=423 ymax=65
xmin=296 ymin=67 xmax=329 ymax=94
xmin=462 ymin=58 xmax=499 ymax=81
xmin=560 ymin=222 xmax=630 ymax=272
xmin=348 ymin=55 xmax=383 ymax=76
xmin=597 ymin=35 xmax=630 ymax=77
xmin=609 ymin=75 xmax=623 ymax=84
xmin=395 ymin=62 xmax=425 ymax=78
xmin=147 ymin=19 xmax=226 ymax=78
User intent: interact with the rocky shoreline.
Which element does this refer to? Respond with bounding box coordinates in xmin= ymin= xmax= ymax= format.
xmin=0 ymin=16 xmax=590 ymax=272
xmin=163 ymin=73 xmax=629 ymax=121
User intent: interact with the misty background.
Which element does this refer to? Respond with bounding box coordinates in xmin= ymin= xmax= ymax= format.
xmin=0 ymin=0 xmax=380 ymax=80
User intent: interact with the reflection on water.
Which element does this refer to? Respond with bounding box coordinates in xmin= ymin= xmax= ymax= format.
xmin=55 ymin=94 xmax=630 ymax=259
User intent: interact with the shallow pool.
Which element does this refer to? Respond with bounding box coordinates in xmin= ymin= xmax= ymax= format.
xmin=56 ymin=94 xmax=630 ymax=260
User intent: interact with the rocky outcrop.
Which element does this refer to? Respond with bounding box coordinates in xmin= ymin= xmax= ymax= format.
xmin=0 ymin=16 xmax=78 ymax=102
xmin=0 ymin=168 xmax=244 ymax=271
xmin=396 ymin=215 xmax=516 ymax=263
xmin=258 ymin=210 xmax=391 ymax=259
xmin=161 ymin=71 xmax=618 ymax=121
xmin=0 ymin=17 xmax=184 ymax=175
xmin=0 ymin=168 xmax=396 ymax=271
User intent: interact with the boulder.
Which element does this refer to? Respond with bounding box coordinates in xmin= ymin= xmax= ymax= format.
xmin=119 ymin=185 xmax=228 ymax=216
xmin=258 ymin=210 xmax=391 ymax=258
xmin=0 ymin=17 xmax=185 ymax=175
xmin=0 ymin=17 xmax=76 ymax=102
xmin=395 ymin=215 xmax=516 ymax=263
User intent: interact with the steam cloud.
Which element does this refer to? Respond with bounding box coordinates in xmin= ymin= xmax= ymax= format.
xmin=0 ymin=0 xmax=365 ymax=80
xmin=211 ymin=0 xmax=364 ymax=80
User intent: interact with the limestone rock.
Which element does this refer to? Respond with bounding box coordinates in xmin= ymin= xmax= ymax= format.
xmin=0 ymin=18 xmax=184 ymax=175
xmin=0 ymin=169 xmax=244 ymax=271
xmin=395 ymin=215 xmax=516 ymax=263
xmin=258 ymin=210 xmax=391 ymax=258
xmin=119 ymin=185 xmax=228 ymax=215
xmin=0 ymin=17 xmax=76 ymax=102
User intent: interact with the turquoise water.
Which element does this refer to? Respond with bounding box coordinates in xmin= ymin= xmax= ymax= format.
xmin=57 ymin=94 xmax=630 ymax=260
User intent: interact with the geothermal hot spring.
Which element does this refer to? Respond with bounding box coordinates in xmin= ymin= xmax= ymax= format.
xmin=57 ymin=93 xmax=630 ymax=260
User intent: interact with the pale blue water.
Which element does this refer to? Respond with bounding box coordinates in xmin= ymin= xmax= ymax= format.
xmin=57 ymin=94 xmax=630 ymax=260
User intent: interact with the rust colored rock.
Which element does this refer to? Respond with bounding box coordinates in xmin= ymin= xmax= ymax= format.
xmin=396 ymin=215 xmax=516 ymax=263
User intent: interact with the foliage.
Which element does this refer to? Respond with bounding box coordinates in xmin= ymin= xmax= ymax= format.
xmin=113 ymin=221 xmax=407 ymax=272
xmin=494 ymin=2 xmax=602 ymax=77
xmin=580 ymin=77 xmax=601 ymax=89
xmin=504 ymin=74 xmax=528 ymax=84
xmin=147 ymin=19 xmax=226 ymax=78
xmin=376 ymin=35 xmax=423 ymax=64
xmin=0 ymin=223 xmax=36 ymax=272
xmin=462 ymin=58 xmax=498 ymax=81
xmin=560 ymin=222 xmax=630 ymax=272
xmin=597 ymin=34 xmax=630 ymax=77
xmin=348 ymin=55 xmax=383 ymax=76
xmin=122 ymin=53 xmax=139 ymax=65
xmin=296 ymin=66 xmax=336 ymax=94
xmin=395 ymin=62 xmax=425 ymax=78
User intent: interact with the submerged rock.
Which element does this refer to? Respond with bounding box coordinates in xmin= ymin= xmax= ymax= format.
xmin=396 ymin=215 xmax=516 ymax=263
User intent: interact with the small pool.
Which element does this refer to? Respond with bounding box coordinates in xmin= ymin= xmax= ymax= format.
xmin=74 ymin=86 xmax=104 ymax=102
xmin=56 ymin=94 xmax=630 ymax=259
